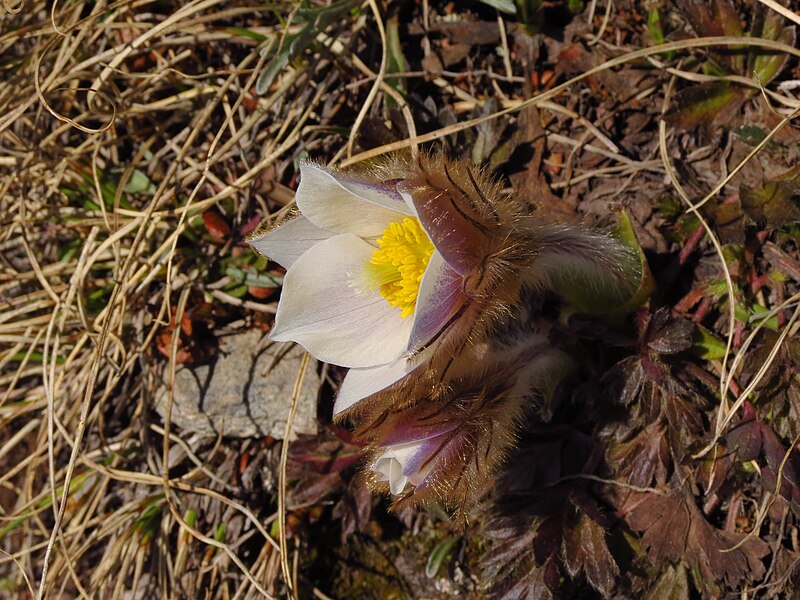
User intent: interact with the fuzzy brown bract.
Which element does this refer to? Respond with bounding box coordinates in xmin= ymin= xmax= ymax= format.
xmin=356 ymin=341 xmax=572 ymax=526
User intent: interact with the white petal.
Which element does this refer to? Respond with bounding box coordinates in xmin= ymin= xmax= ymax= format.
xmin=389 ymin=440 xmax=425 ymax=465
xmin=399 ymin=189 xmax=419 ymax=217
xmin=334 ymin=349 xmax=431 ymax=415
xmin=389 ymin=460 xmax=408 ymax=495
xmin=270 ymin=234 xmax=413 ymax=368
xmin=296 ymin=163 xmax=411 ymax=237
xmin=407 ymin=251 xmax=464 ymax=352
xmin=248 ymin=216 xmax=333 ymax=268
xmin=374 ymin=454 xmax=408 ymax=495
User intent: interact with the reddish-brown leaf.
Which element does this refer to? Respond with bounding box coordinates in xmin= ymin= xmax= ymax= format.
xmin=483 ymin=518 xmax=555 ymax=600
xmin=727 ymin=417 xmax=765 ymax=462
xmin=675 ymin=0 xmax=743 ymax=39
xmin=666 ymin=82 xmax=743 ymax=131
xmin=561 ymin=509 xmax=618 ymax=597
xmin=289 ymin=431 xmax=363 ymax=474
xmin=606 ymin=422 xmax=669 ymax=489
xmin=645 ymin=317 xmax=694 ymax=355
xmin=532 ymin=516 xmax=562 ymax=565
xmin=332 ymin=478 xmax=374 ymax=536
xmin=154 ymin=307 xmax=217 ymax=365
xmin=626 ymin=490 xmax=769 ymax=587
xmin=702 ymin=195 xmax=747 ymax=245
xmin=740 ymin=180 xmax=800 ymax=229
xmin=287 ymin=472 xmax=343 ymax=508
xmin=726 ymin=409 xmax=800 ymax=502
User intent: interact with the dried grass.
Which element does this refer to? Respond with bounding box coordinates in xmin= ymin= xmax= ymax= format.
xmin=2 ymin=0 xmax=326 ymax=596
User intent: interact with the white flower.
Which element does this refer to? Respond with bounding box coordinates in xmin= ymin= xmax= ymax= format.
xmin=373 ymin=443 xmax=427 ymax=496
xmin=372 ymin=427 xmax=457 ymax=495
xmin=249 ymin=157 xmax=643 ymax=418
xmin=248 ymin=162 xmax=465 ymax=414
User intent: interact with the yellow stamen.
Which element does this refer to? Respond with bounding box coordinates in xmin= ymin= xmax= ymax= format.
xmin=362 ymin=217 xmax=434 ymax=318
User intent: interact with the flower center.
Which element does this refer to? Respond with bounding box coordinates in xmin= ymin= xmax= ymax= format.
xmin=362 ymin=217 xmax=434 ymax=318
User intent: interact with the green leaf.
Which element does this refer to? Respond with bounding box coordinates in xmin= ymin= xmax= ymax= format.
xmin=426 ymin=536 xmax=459 ymax=578
xmin=256 ymin=0 xmax=360 ymax=95
xmin=666 ymin=81 xmax=741 ymax=130
xmin=750 ymin=10 xmax=795 ymax=85
xmin=59 ymin=238 xmax=83 ymax=261
xmin=184 ymin=509 xmax=197 ymax=528
xmin=214 ymin=523 xmax=225 ymax=541
xmin=224 ymin=283 xmax=249 ymax=298
xmin=647 ymin=9 xmax=666 ymax=44
xmin=705 ymin=278 xmax=740 ymax=299
xmin=733 ymin=125 xmax=773 ymax=149
xmin=224 ymin=266 xmax=283 ymax=288
xmin=384 ymin=16 xmax=407 ymax=107
xmin=256 ymin=46 xmax=292 ymax=95
xmin=87 ymin=283 xmax=116 ymax=314
xmin=8 ymin=351 xmax=64 ymax=364
xmin=554 ymin=211 xmax=652 ymax=318
xmin=477 ymin=0 xmax=517 ymax=13
xmin=747 ymin=303 xmax=778 ymax=331
xmin=647 ymin=8 xmax=676 ymax=59
xmin=692 ymin=325 xmax=727 ymax=360
xmin=96 ymin=173 xmax=135 ymax=210
xmin=740 ymin=179 xmax=800 ymax=228
xmin=224 ymin=27 xmax=269 ymax=42
xmin=136 ymin=497 xmax=165 ymax=543
xmin=515 ymin=0 xmax=545 ymax=32
xmin=124 ymin=168 xmax=156 ymax=195
xmin=612 ymin=210 xmax=655 ymax=312
xmin=0 ymin=472 xmax=92 ymax=538
xmin=566 ymin=0 xmax=584 ymax=14
xmin=645 ymin=564 xmax=690 ymax=600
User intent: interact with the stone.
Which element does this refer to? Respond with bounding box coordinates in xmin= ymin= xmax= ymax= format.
xmin=155 ymin=329 xmax=318 ymax=439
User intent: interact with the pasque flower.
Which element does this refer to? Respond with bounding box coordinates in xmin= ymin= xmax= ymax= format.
xmin=359 ymin=333 xmax=575 ymax=522
xmin=249 ymin=154 xmax=648 ymax=520
xmin=249 ymin=155 xmax=641 ymax=416
xmin=249 ymin=159 xmax=468 ymax=413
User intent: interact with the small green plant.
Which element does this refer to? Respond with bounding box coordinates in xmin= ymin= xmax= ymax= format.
xmin=668 ymin=0 xmax=795 ymax=129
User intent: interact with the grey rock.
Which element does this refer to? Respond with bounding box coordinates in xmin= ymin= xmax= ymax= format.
xmin=155 ymin=329 xmax=319 ymax=439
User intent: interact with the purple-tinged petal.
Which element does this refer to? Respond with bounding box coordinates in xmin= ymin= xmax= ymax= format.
xmin=397 ymin=435 xmax=452 ymax=482
xmin=296 ymin=163 xmax=411 ymax=237
xmin=373 ymin=441 xmax=426 ymax=494
xmin=381 ymin=420 xmax=459 ymax=450
xmin=247 ymin=216 xmax=333 ymax=269
xmin=372 ymin=427 xmax=459 ymax=494
xmin=407 ymin=250 xmax=465 ymax=353
xmin=397 ymin=184 xmax=488 ymax=275
xmin=270 ymin=234 xmax=413 ymax=368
